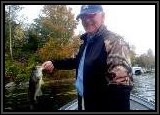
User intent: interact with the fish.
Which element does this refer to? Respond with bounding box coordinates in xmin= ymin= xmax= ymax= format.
xmin=28 ymin=65 xmax=44 ymax=110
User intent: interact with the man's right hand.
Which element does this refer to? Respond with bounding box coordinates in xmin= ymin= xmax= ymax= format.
xmin=42 ymin=61 xmax=54 ymax=73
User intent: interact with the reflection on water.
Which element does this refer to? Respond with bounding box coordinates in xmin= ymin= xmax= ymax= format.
xmin=4 ymin=73 xmax=155 ymax=111
xmin=131 ymin=73 xmax=155 ymax=102
xmin=5 ymin=80 xmax=77 ymax=111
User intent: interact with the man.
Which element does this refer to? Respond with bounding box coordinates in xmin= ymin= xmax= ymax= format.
xmin=42 ymin=5 xmax=133 ymax=111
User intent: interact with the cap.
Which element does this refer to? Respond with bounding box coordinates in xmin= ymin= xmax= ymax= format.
xmin=76 ymin=5 xmax=103 ymax=20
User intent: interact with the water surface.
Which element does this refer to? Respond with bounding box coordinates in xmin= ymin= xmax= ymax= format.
xmin=4 ymin=73 xmax=155 ymax=111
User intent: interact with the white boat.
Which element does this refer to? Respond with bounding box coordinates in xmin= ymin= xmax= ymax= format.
xmin=59 ymin=94 xmax=155 ymax=110
xmin=132 ymin=67 xmax=143 ymax=75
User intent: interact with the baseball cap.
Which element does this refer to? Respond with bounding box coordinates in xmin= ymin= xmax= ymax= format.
xmin=76 ymin=5 xmax=103 ymax=20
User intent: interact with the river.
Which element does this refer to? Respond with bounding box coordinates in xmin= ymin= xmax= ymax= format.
xmin=131 ymin=73 xmax=155 ymax=102
xmin=4 ymin=73 xmax=155 ymax=111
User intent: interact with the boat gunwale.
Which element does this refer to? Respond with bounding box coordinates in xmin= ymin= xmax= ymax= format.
xmin=59 ymin=94 xmax=155 ymax=110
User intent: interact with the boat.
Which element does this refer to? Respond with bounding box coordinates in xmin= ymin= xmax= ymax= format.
xmin=59 ymin=94 xmax=155 ymax=110
xmin=132 ymin=67 xmax=143 ymax=75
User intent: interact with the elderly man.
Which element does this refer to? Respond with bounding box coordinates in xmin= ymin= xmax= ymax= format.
xmin=42 ymin=5 xmax=133 ymax=111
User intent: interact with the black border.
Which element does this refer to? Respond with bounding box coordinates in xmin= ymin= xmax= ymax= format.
xmin=1 ymin=0 xmax=159 ymax=114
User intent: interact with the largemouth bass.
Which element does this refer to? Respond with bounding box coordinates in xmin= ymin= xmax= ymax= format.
xmin=28 ymin=65 xmax=44 ymax=110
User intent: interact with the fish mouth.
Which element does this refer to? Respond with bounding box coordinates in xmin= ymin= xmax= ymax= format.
xmin=36 ymin=66 xmax=44 ymax=70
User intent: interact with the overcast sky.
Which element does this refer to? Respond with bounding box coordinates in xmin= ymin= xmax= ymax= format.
xmin=19 ymin=5 xmax=155 ymax=56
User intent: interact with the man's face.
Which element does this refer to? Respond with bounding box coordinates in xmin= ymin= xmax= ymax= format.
xmin=80 ymin=12 xmax=104 ymax=33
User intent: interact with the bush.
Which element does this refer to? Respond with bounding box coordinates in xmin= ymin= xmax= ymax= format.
xmin=5 ymin=53 xmax=41 ymax=85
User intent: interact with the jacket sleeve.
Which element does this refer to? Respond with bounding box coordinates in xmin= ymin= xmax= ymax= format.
xmin=51 ymin=58 xmax=76 ymax=70
xmin=104 ymin=32 xmax=133 ymax=86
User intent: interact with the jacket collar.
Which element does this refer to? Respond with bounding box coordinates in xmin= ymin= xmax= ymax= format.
xmin=80 ymin=24 xmax=107 ymax=43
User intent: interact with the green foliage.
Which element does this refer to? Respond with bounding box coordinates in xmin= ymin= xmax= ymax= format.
xmin=27 ymin=53 xmax=40 ymax=66
xmin=22 ymin=31 xmax=39 ymax=52
xmin=30 ymin=17 xmax=50 ymax=45
xmin=5 ymin=5 xmax=24 ymax=60
xmin=131 ymin=48 xmax=155 ymax=69
xmin=12 ymin=24 xmax=25 ymax=47
xmin=129 ymin=44 xmax=155 ymax=69
xmin=5 ymin=59 xmax=29 ymax=84
xmin=5 ymin=53 xmax=41 ymax=85
xmin=134 ymin=53 xmax=155 ymax=69
xmin=5 ymin=59 xmax=15 ymax=78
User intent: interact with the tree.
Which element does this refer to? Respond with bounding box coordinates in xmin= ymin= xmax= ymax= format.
xmin=27 ymin=16 xmax=51 ymax=48
xmin=135 ymin=54 xmax=148 ymax=68
xmin=129 ymin=44 xmax=137 ymax=66
xmin=5 ymin=5 xmax=23 ymax=60
xmin=60 ymin=35 xmax=82 ymax=58
xmin=23 ymin=30 xmax=39 ymax=52
xmin=147 ymin=48 xmax=155 ymax=69
xmin=42 ymin=5 xmax=77 ymax=46
xmin=37 ymin=5 xmax=78 ymax=61
xmin=134 ymin=48 xmax=155 ymax=70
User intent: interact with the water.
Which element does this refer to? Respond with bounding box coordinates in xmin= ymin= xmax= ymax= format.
xmin=4 ymin=73 xmax=155 ymax=111
xmin=131 ymin=73 xmax=155 ymax=102
xmin=4 ymin=80 xmax=77 ymax=112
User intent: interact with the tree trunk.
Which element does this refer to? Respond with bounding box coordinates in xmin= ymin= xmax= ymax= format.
xmin=9 ymin=6 xmax=13 ymax=61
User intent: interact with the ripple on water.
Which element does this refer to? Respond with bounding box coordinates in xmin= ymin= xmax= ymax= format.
xmin=132 ymin=73 xmax=155 ymax=102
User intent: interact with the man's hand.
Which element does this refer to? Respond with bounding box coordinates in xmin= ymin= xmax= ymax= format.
xmin=110 ymin=66 xmax=129 ymax=85
xmin=42 ymin=61 xmax=54 ymax=73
